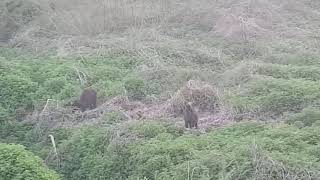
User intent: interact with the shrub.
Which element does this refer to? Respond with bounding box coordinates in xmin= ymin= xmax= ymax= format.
xmin=36 ymin=78 xmax=80 ymax=105
xmin=0 ymin=49 xmax=140 ymax=121
xmin=258 ymin=63 xmax=320 ymax=81
xmin=0 ymin=122 xmax=34 ymax=144
xmin=286 ymin=107 xmax=320 ymax=127
xmin=126 ymin=122 xmax=320 ymax=179
xmin=124 ymin=77 xmax=146 ymax=100
xmin=57 ymin=127 xmax=112 ymax=180
xmin=101 ymin=111 xmax=128 ymax=125
xmin=130 ymin=121 xmax=175 ymax=139
xmin=0 ymin=106 xmax=11 ymax=124
xmin=0 ymin=74 xmax=37 ymax=114
xmin=0 ymin=143 xmax=60 ymax=180
xmin=48 ymin=122 xmax=320 ymax=180
xmin=230 ymin=76 xmax=320 ymax=117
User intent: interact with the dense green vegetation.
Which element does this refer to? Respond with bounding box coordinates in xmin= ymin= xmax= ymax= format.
xmin=2 ymin=0 xmax=320 ymax=178
xmin=0 ymin=48 xmax=141 ymax=120
xmin=54 ymin=121 xmax=320 ymax=180
xmin=1 ymin=44 xmax=320 ymax=179
xmin=0 ymin=143 xmax=60 ymax=180
xmin=228 ymin=57 xmax=320 ymax=119
xmin=230 ymin=76 xmax=320 ymax=116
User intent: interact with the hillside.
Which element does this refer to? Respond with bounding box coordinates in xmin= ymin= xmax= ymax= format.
xmin=1 ymin=0 xmax=320 ymax=179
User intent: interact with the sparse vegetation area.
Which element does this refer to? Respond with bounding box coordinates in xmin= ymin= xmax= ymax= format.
xmin=1 ymin=0 xmax=320 ymax=179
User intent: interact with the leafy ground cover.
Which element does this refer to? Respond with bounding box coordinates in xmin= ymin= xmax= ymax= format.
xmin=1 ymin=43 xmax=320 ymax=179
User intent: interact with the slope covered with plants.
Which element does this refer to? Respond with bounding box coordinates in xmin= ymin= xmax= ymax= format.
xmin=1 ymin=0 xmax=320 ymax=179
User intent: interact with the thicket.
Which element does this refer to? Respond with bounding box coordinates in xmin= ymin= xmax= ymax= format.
xmin=230 ymin=76 xmax=320 ymax=116
xmin=2 ymin=44 xmax=320 ymax=179
xmin=258 ymin=64 xmax=320 ymax=81
xmin=3 ymin=119 xmax=320 ymax=180
xmin=0 ymin=48 xmax=142 ymax=121
xmin=0 ymin=143 xmax=60 ymax=180
xmin=44 ymin=121 xmax=320 ymax=180
xmin=285 ymin=107 xmax=320 ymax=128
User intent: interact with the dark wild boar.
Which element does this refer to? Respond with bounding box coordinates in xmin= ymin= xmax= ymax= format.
xmin=78 ymin=88 xmax=97 ymax=112
xmin=183 ymin=102 xmax=198 ymax=129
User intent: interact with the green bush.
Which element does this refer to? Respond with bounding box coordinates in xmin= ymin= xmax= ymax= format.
xmin=0 ymin=122 xmax=34 ymax=144
xmin=36 ymin=78 xmax=80 ymax=104
xmin=0 ymin=143 xmax=60 ymax=180
xmin=126 ymin=122 xmax=320 ymax=179
xmin=49 ymin=122 xmax=320 ymax=180
xmin=258 ymin=63 xmax=320 ymax=81
xmin=0 ymin=74 xmax=37 ymax=114
xmin=0 ymin=49 xmax=140 ymax=119
xmin=286 ymin=107 xmax=320 ymax=127
xmin=131 ymin=122 xmax=167 ymax=138
xmin=124 ymin=77 xmax=146 ymax=100
xmin=230 ymin=76 xmax=320 ymax=116
xmin=101 ymin=111 xmax=128 ymax=125
xmin=0 ymin=106 xmax=11 ymax=123
xmin=57 ymin=127 xmax=112 ymax=180
xmin=55 ymin=122 xmax=181 ymax=180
